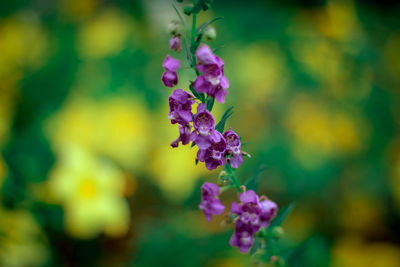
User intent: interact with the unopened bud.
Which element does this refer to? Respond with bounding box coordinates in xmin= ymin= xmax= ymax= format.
xmin=183 ymin=5 xmax=193 ymax=15
xmin=204 ymin=26 xmax=216 ymax=41
xmin=167 ymin=20 xmax=179 ymax=35
xmin=271 ymin=226 xmax=284 ymax=239
xmin=240 ymin=185 xmax=246 ymax=192
xmin=218 ymin=170 xmax=228 ymax=180
xmin=169 ymin=36 xmax=182 ymax=52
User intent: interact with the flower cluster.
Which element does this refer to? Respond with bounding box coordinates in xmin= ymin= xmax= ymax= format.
xmin=230 ymin=190 xmax=278 ymax=253
xmin=162 ymin=42 xmax=245 ymax=171
xmin=194 ymin=44 xmax=229 ymax=103
xmin=161 ymin=5 xmax=279 ymax=255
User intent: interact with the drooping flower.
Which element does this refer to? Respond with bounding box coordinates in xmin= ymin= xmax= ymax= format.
xmin=162 ymin=55 xmax=180 ymax=87
xmin=197 ymin=130 xmax=227 ymax=170
xmin=223 ymin=128 xmax=243 ymax=168
xmin=199 ymin=182 xmax=225 ymax=221
xmin=168 ymin=89 xmax=195 ymax=125
xmin=230 ymin=190 xmax=278 ymax=253
xmin=191 ymin=103 xmax=220 ymax=150
xmin=169 ymin=36 xmax=182 ymax=53
xmin=170 ymin=124 xmax=192 ymax=148
xmin=193 ymin=44 xmax=229 ymax=103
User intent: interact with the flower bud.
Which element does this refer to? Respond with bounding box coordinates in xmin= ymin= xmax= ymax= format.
xmin=183 ymin=5 xmax=193 ymax=15
xmin=271 ymin=226 xmax=284 ymax=239
xmin=204 ymin=26 xmax=216 ymax=41
xmin=169 ymin=36 xmax=182 ymax=53
xmin=167 ymin=20 xmax=179 ymax=35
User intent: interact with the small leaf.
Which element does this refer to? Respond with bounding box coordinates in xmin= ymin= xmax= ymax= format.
xmin=212 ymin=45 xmax=225 ymax=53
xmin=184 ymin=38 xmax=193 ymax=67
xmin=224 ymin=163 xmax=242 ymax=191
xmin=250 ymin=238 xmax=262 ymax=255
xmin=270 ymin=202 xmax=295 ymax=228
xmin=196 ymin=17 xmax=223 ymax=34
xmin=189 ymin=83 xmax=205 ymax=102
xmin=191 ymin=34 xmax=203 ymax=54
xmin=172 ymin=4 xmax=190 ymax=32
xmin=244 ymin=165 xmax=267 ymax=191
xmin=206 ymin=96 xmax=215 ymax=111
xmin=215 ymin=106 xmax=233 ymax=133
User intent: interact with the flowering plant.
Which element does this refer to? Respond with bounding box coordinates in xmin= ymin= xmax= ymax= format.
xmin=162 ymin=0 xmax=294 ymax=264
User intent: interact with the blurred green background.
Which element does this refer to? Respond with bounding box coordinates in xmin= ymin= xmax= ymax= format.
xmin=1 ymin=0 xmax=400 ymax=266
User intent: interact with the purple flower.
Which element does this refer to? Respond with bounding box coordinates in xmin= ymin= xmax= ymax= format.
xmin=259 ymin=199 xmax=278 ymax=227
xmin=169 ymin=36 xmax=182 ymax=53
xmin=197 ymin=131 xmax=227 ymax=170
xmin=168 ymin=89 xmax=195 ymax=125
xmin=223 ymin=128 xmax=243 ymax=168
xmin=170 ymin=124 xmax=192 ymax=148
xmin=229 ymin=221 xmax=255 ymax=253
xmin=162 ymin=55 xmax=180 ymax=87
xmin=190 ymin=103 xmax=219 ymax=150
xmin=199 ymin=182 xmax=225 ymax=221
xmin=193 ymin=44 xmax=229 ymax=103
xmin=230 ymin=190 xmax=278 ymax=253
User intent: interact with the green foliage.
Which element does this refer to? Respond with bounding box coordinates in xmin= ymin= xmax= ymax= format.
xmin=172 ymin=3 xmax=190 ymax=31
xmin=270 ymin=202 xmax=295 ymax=228
xmin=205 ymin=96 xmax=215 ymax=111
xmin=244 ymin=165 xmax=267 ymax=192
xmin=196 ymin=17 xmax=223 ymax=34
xmin=189 ymin=82 xmax=205 ymax=102
xmin=215 ymin=106 xmax=234 ymax=133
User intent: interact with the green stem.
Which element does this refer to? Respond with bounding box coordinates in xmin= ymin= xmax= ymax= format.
xmin=191 ymin=13 xmax=197 ymax=45
xmin=220 ymin=184 xmax=234 ymax=193
xmin=225 ymin=163 xmax=242 ymax=192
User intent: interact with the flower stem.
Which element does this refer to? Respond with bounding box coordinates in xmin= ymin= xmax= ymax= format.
xmin=225 ymin=163 xmax=242 ymax=192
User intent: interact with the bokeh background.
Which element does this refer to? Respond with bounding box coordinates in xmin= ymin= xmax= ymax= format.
xmin=1 ymin=0 xmax=400 ymax=266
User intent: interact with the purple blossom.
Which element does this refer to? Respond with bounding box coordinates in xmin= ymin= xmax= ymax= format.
xmin=230 ymin=190 xmax=278 ymax=253
xmin=199 ymin=182 xmax=225 ymax=221
xmin=162 ymin=55 xmax=180 ymax=87
xmin=168 ymin=89 xmax=195 ymax=125
xmin=193 ymin=44 xmax=229 ymax=103
xmin=229 ymin=221 xmax=255 ymax=253
xmin=170 ymin=124 xmax=192 ymax=148
xmin=191 ymin=103 xmax=220 ymax=150
xmin=169 ymin=36 xmax=182 ymax=53
xmin=223 ymin=128 xmax=243 ymax=168
xmin=197 ymin=131 xmax=227 ymax=170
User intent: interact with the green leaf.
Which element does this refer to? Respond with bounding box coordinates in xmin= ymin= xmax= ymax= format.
xmin=196 ymin=17 xmax=223 ymax=34
xmin=172 ymin=4 xmax=190 ymax=32
xmin=206 ymin=96 xmax=215 ymax=111
xmin=184 ymin=38 xmax=193 ymax=67
xmin=215 ymin=106 xmax=233 ymax=133
xmin=191 ymin=34 xmax=203 ymax=54
xmin=244 ymin=165 xmax=267 ymax=191
xmin=212 ymin=45 xmax=225 ymax=53
xmin=189 ymin=82 xmax=205 ymax=102
xmin=224 ymin=163 xmax=242 ymax=191
xmin=270 ymin=202 xmax=295 ymax=228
